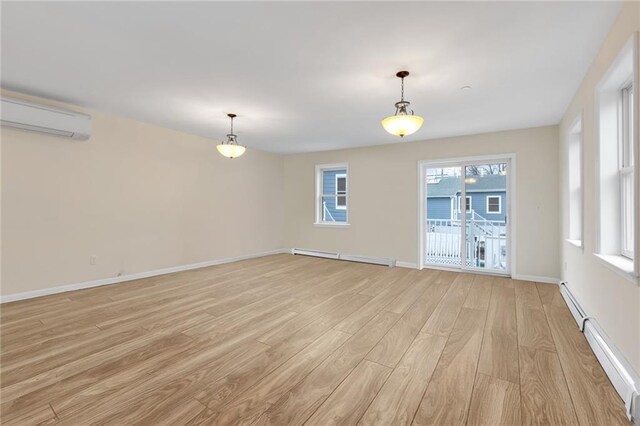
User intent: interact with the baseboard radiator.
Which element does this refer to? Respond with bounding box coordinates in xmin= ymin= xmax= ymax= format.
xmin=559 ymin=282 xmax=640 ymax=424
xmin=291 ymin=248 xmax=395 ymax=267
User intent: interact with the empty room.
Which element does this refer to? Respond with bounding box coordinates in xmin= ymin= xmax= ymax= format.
xmin=1 ymin=1 xmax=639 ymax=425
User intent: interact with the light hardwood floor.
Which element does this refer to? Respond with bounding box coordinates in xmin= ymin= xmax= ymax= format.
xmin=0 ymin=254 xmax=629 ymax=425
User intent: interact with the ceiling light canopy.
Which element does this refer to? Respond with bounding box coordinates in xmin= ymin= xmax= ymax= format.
xmin=216 ymin=113 xmax=246 ymax=159
xmin=381 ymin=71 xmax=424 ymax=138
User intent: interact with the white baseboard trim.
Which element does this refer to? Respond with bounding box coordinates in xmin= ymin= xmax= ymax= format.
xmin=511 ymin=273 xmax=560 ymax=284
xmin=0 ymin=248 xmax=291 ymax=304
xmin=396 ymin=261 xmax=418 ymax=269
xmin=559 ymin=282 xmax=640 ymax=424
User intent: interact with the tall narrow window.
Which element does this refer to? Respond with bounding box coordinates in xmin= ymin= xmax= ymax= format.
xmin=596 ymin=35 xmax=637 ymax=279
xmin=620 ymin=83 xmax=634 ymax=259
xmin=568 ymin=116 xmax=583 ymax=245
xmin=457 ymin=196 xmax=471 ymax=212
xmin=315 ymin=163 xmax=349 ymax=225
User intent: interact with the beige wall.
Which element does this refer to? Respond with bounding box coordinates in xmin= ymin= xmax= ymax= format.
xmin=1 ymin=90 xmax=284 ymax=297
xmin=284 ymin=125 xmax=560 ymax=280
xmin=559 ymin=1 xmax=640 ymax=372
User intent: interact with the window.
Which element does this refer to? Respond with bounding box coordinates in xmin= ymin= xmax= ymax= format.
xmin=620 ymin=83 xmax=634 ymax=259
xmin=315 ymin=163 xmax=348 ymax=225
xmin=335 ymin=174 xmax=347 ymax=210
xmin=595 ymin=35 xmax=637 ymax=280
xmin=568 ymin=116 xmax=583 ymax=245
xmin=457 ymin=195 xmax=472 ymax=212
xmin=486 ymin=196 xmax=501 ymax=214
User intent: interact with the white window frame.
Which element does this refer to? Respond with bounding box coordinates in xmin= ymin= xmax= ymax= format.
xmin=314 ymin=163 xmax=349 ymax=227
xmin=418 ymin=154 xmax=515 ymax=276
xmin=620 ymin=81 xmax=634 ymax=259
xmin=486 ymin=195 xmax=502 ymax=214
xmin=457 ymin=195 xmax=472 ymax=213
xmin=567 ymin=113 xmax=583 ymax=248
xmin=335 ymin=173 xmax=347 ymax=210
xmin=595 ymin=34 xmax=638 ymax=283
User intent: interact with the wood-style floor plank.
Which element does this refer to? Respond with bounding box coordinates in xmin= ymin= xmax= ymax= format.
xmin=514 ymin=279 xmax=556 ymax=352
xmin=360 ymin=332 xmax=446 ymax=426
xmin=0 ymin=254 xmax=630 ymax=426
xmin=467 ymin=373 xmax=521 ymax=426
xmin=366 ymin=274 xmax=449 ymax=368
xmin=518 ymin=345 xmax=579 ymax=425
xmin=477 ymin=285 xmax=519 ymax=383
xmin=413 ymin=307 xmax=488 ymax=426
xmin=305 ymin=359 xmax=391 ymax=425
xmin=203 ymin=329 xmax=351 ymax=426
xmin=257 ymin=311 xmax=400 ymax=425
xmin=420 ymin=272 xmax=473 ymax=337
xmin=544 ymin=304 xmax=629 ymax=425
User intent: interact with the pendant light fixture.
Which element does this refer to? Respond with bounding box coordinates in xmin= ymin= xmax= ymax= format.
xmin=381 ymin=71 xmax=424 ymax=137
xmin=216 ymin=113 xmax=246 ymax=159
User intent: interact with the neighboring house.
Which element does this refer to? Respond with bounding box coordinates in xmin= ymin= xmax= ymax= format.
xmin=322 ymin=169 xmax=348 ymax=222
xmin=426 ymin=175 xmax=506 ymax=222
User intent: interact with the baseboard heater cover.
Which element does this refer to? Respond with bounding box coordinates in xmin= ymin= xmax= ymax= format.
xmin=291 ymin=249 xmax=395 ymax=267
xmin=559 ymin=281 xmax=640 ymax=424
xmin=291 ymin=249 xmax=339 ymax=259
xmin=339 ymin=254 xmax=396 ymax=267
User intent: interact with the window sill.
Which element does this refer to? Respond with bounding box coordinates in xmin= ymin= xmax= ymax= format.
xmin=593 ymin=253 xmax=638 ymax=285
xmin=313 ymin=222 xmax=350 ymax=228
xmin=566 ymin=239 xmax=583 ymax=249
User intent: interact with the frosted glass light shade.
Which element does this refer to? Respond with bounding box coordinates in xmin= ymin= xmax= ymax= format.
xmin=216 ymin=143 xmax=246 ymax=159
xmin=381 ymin=114 xmax=424 ymax=137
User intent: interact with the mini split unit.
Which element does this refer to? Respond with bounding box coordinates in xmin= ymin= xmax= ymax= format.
xmin=0 ymin=97 xmax=91 ymax=141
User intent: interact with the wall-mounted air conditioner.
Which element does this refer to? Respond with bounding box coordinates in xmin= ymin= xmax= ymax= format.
xmin=1 ymin=97 xmax=91 ymax=140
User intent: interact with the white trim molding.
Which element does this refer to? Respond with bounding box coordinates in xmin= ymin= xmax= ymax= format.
xmin=396 ymin=261 xmax=418 ymax=269
xmin=511 ymin=274 xmax=560 ymax=284
xmin=0 ymin=249 xmax=291 ymax=304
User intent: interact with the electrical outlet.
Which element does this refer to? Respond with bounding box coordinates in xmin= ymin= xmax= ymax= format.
xmin=90 ymin=255 xmax=97 ymax=266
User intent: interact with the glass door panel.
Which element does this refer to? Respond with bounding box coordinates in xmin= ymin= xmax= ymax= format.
xmin=464 ymin=163 xmax=508 ymax=272
xmin=425 ymin=166 xmax=463 ymax=267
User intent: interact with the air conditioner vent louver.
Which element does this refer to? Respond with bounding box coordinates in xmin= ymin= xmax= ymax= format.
xmin=1 ymin=97 xmax=91 ymax=140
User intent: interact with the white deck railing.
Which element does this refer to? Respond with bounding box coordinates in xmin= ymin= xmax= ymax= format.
xmin=426 ymin=215 xmax=506 ymax=270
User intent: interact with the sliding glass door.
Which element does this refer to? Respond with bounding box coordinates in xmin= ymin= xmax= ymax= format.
xmin=423 ymin=158 xmax=510 ymax=275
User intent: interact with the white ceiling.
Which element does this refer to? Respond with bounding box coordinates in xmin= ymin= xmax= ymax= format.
xmin=1 ymin=1 xmax=622 ymax=154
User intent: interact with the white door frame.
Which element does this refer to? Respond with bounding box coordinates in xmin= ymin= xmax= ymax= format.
xmin=418 ymin=153 xmax=517 ymax=276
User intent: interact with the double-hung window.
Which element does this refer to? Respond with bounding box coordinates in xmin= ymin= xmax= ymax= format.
xmin=486 ymin=196 xmax=501 ymax=214
xmin=620 ymin=83 xmax=634 ymax=259
xmin=595 ymin=35 xmax=637 ymax=280
xmin=315 ymin=163 xmax=349 ymax=225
